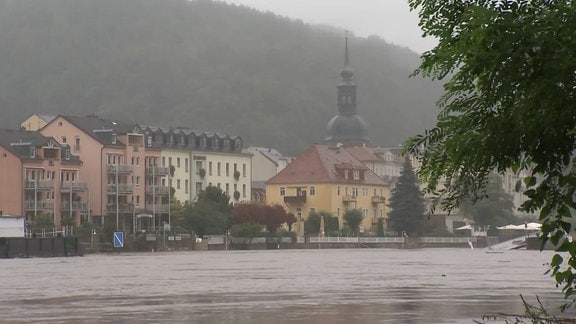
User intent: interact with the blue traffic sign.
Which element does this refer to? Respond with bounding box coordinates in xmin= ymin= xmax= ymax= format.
xmin=113 ymin=231 xmax=124 ymax=248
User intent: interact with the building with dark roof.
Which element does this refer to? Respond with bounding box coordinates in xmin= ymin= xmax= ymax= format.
xmin=0 ymin=129 xmax=85 ymax=226
xmin=325 ymin=36 xmax=369 ymax=147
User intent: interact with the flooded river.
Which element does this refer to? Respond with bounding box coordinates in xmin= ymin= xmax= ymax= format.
xmin=0 ymin=248 xmax=573 ymax=323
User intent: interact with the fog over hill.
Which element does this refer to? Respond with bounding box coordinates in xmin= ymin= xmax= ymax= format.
xmin=0 ymin=0 xmax=442 ymax=154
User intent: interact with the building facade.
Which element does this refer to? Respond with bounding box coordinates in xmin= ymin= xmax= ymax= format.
xmin=0 ymin=129 xmax=86 ymax=226
xmin=266 ymin=144 xmax=390 ymax=236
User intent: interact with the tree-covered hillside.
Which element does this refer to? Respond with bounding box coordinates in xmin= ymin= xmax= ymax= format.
xmin=0 ymin=0 xmax=441 ymax=154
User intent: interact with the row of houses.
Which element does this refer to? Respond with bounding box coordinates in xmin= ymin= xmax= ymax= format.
xmin=1 ymin=114 xmax=251 ymax=234
xmin=1 ymin=113 xmax=410 ymax=237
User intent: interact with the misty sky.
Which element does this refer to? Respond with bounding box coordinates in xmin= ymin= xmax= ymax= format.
xmin=217 ymin=0 xmax=437 ymax=53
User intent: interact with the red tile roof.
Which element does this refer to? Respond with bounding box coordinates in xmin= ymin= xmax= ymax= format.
xmin=266 ymin=144 xmax=387 ymax=186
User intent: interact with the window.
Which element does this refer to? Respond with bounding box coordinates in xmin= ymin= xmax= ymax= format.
xmin=185 ymin=159 xmax=189 ymax=173
xmin=196 ymin=182 xmax=203 ymax=193
xmin=337 ymin=187 xmax=340 ymax=196
xmin=185 ymin=180 xmax=189 ymax=194
xmin=226 ymin=183 xmax=229 ymax=194
xmin=61 ymin=136 xmax=67 ymax=144
xmin=30 ymin=147 xmax=35 ymax=158
xmin=242 ymin=164 xmax=246 ymax=177
xmin=353 ymin=169 xmax=360 ymax=180
xmin=74 ymin=137 xmax=80 ymax=152
xmin=136 ymin=176 xmax=140 ymax=187
xmin=310 ymin=186 xmax=315 ymax=196
xmin=280 ymin=187 xmax=285 ymax=196
xmin=309 ymin=207 xmax=315 ymax=213
xmin=242 ymin=184 xmax=246 ymax=197
xmin=162 ymin=157 xmax=166 ymax=166
xmin=169 ymin=157 xmax=172 ymax=166
xmin=177 ymin=158 xmax=180 ymax=168
xmin=177 ymin=179 xmax=181 ymax=189
xmin=217 ymin=162 xmax=221 ymax=176
xmin=209 ymin=162 xmax=213 ymax=176
xmin=362 ymin=209 xmax=368 ymax=218
xmin=226 ymin=163 xmax=229 ymax=177
xmin=234 ymin=163 xmax=237 ymax=173
xmin=362 ymin=188 xmax=368 ymax=197
xmin=353 ymin=188 xmax=358 ymax=197
xmin=196 ymin=161 xmax=202 ymax=173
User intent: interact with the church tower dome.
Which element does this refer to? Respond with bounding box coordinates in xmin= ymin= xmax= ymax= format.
xmin=325 ymin=34 xmax=369 ymax=146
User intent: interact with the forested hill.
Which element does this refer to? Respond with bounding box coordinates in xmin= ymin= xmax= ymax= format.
xmin=0 ymin=0 xmax=442 ymax=155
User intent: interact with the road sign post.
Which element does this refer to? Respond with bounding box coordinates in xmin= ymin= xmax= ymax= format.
xmin=113 ymin=231 xmax=124 ymax=248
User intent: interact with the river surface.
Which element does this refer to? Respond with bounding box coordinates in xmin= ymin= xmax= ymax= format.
xmin=0 ymin=248 xmax=574 ymax=323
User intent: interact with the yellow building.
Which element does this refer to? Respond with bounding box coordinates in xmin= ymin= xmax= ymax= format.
xmin=266 ymin=144 xmax=390 ymax=236
xmin=20 ymin=114 xmax=56 ymax=131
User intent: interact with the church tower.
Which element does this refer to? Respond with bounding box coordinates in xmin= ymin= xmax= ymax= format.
xmin=325 ymin=34 xmax=369 ymax=146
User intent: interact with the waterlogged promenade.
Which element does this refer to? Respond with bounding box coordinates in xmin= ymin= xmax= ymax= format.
xmin=0 ymin=248 xmax=572 ymax=323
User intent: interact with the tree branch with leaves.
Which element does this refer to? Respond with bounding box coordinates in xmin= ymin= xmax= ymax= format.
xmin=407 ymin=0 xmax=576 ymax=299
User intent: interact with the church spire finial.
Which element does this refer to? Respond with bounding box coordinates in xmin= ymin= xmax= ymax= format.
xmin=341 ymin=31 xmax=353 ymax=80
xmin=345 ymin=30 xmax=350 ymax=68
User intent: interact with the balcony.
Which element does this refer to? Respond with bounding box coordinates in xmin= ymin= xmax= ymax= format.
xmin=146 ymin=166 xmax=170 ymax=176
xmin=342 ymin=195 xmax=357 ymax=203
xmin=107 ymin=164 xmax=134 ymax=174
xmin=107 ymin=184 xmax=134 ymax=194
xmin=61 ymin=202 xmax=89 ymax=212
xmin=149 ymin=204 xmax=170 ymax=214
xmin=60 ymin=181 xmax=88 ymax=192
xmin=25 ymin=180 xmax=55 ymax=190
xmin=107 ymin=203 xmax=134 ymax=213
xmin=24 ymin=200 xmax=55 ymax=211
xmin=146 ymin=185 xmax=170 ymax=195
xmin=371 ymin=196 xmax=386 ymax=204
xmin=284 ymin=192 xmax=306 ymax=205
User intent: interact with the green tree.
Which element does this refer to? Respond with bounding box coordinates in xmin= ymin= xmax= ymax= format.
xmin=460 ymin=174 xmax=517 ymax=228
xmin=387 ymin=157 xmax=426 ymax=236
xmin=376 ymin=218 xmax=385 ymax=237
xmin=304 ymin=211 xmax=339 ymax=236
xmin=407 ymin=0 xmax=576 ymax=298
xmin=61 ymin=215 xmax=75 ymax=227
xmin=175 ymin=186 xmax=231 ymax=237
xmin=229 ymin=222 xmax=264 ymax=242
xmin=343 ymin=209 xmax=363 ymax=236
xmin=32 ymin=213 xmax=55 ymax=228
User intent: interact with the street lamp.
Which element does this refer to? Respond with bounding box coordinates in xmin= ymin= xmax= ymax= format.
xmin=91 ymin=228 xmax=96 ymax=249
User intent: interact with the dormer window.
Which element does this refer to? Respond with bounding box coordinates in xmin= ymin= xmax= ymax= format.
xmin=353 ymin=169 xmax=360 ymax=180
xmin=30 ymin=147 xmax=36 ymax=158
xmin=112 ymin=134 xmax=117 ymax=144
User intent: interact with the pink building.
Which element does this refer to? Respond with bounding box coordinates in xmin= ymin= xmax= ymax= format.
xmin=0 ymin=129 xmax=86 ymax=226
xmin=41 ymin=115 xmax=168 ymax=234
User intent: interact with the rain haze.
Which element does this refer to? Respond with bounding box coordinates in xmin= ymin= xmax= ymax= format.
xmin=217 ymin=0 xmax=437 ymax=53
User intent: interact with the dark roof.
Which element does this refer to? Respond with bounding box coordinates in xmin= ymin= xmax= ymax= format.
xmin=266 ymin=144 xmax=387 ymax=186
xmin=59 ymin=115 xmax=137 ymax=146
xmin=0 ymin=129 xmax=80 ymax=163
xmin=325 ymin=114 xmax=369 ymax=145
